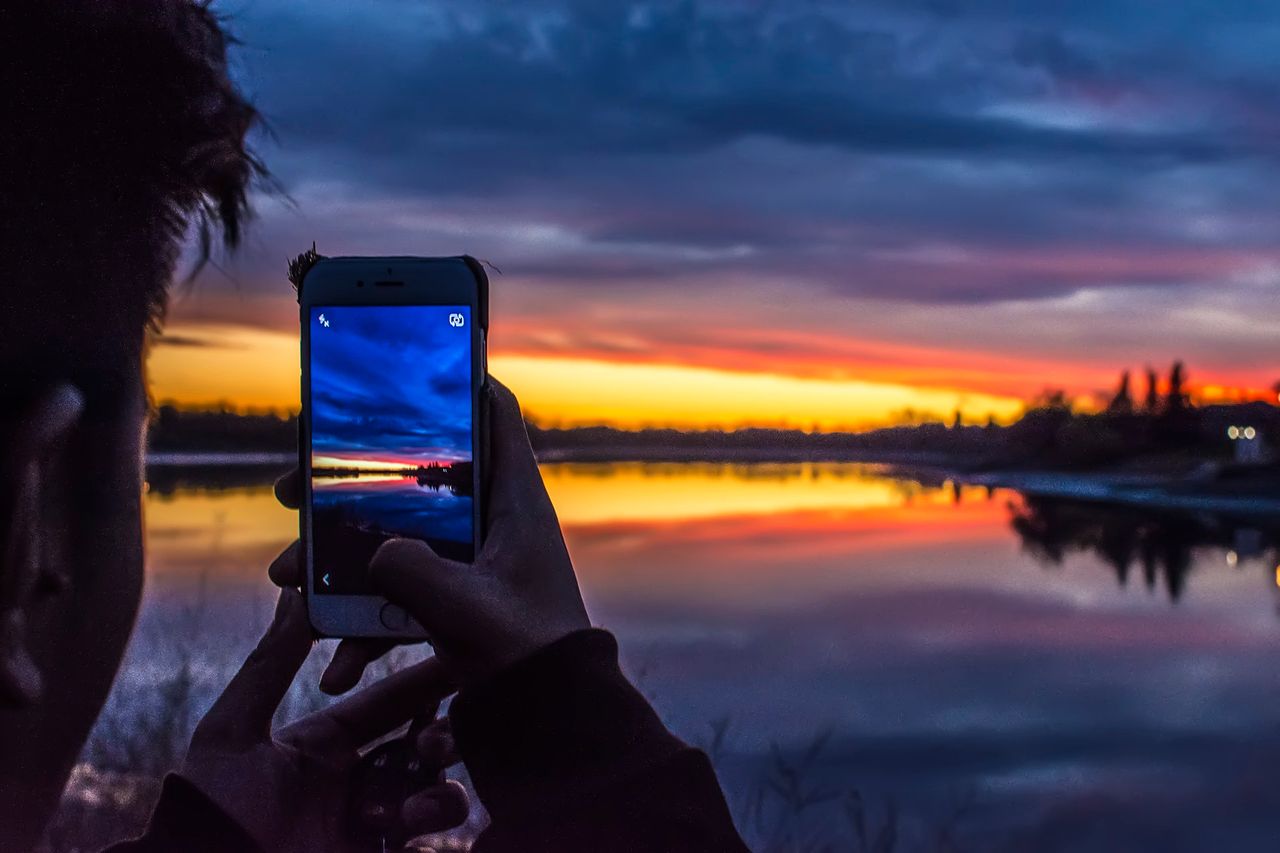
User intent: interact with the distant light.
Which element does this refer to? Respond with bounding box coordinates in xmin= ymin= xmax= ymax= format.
xmin=1274 ymin=565 xmax=1280 ymax=589
xmin=1227 ymin=426 xmax=1240 ymax=439
xmin=1227 ymin=550 xmax=1239 ymax=567
xmin=1244 ymin=426 xmax=1257 ymax=440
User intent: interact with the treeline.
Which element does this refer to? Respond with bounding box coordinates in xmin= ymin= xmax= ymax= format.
xmin=528 ymin=362 xmax=1279 ymax=471
xmin=980 ymin=361 xmax=1278 ymax=471
xmin=525 ymin=421 xmax=990 ymax=458
xmin=147 ymin=363 xmax=1280 ymax=473
xmin=148 ymin=405 xmax=297 ymax=453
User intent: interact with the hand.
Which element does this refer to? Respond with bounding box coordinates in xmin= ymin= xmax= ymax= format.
xmin=272 ymin=378 xmax=590 ymax=690
xmin=181 ymin=589 xmax=468 ymax=852
xmin=371 ymin=379 xmax=591 ymax=685
xmin=267 ymin=516 xmax=398 ymax=697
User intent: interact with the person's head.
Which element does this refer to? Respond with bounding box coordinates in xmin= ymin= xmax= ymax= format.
xmin=0 ymin=2 xmax=259 ymax=845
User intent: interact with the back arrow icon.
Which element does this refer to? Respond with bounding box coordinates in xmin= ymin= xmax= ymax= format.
xmin=322 ymin=573 xmax=331 ymax=587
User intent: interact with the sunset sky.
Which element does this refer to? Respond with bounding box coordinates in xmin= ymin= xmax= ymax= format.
xmin=309 ymin=305 xmax=473 ymax=465
xmin=151 ymin=0 xmax=1280 ymax=429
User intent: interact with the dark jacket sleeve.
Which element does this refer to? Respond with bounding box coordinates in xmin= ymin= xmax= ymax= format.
xmin=101 ymin=774 xmax=261 ymax=853
xmin=450 ymin=628 xmax=751 ymax=853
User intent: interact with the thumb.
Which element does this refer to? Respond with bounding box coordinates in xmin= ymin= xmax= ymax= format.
xmin=369 ymin=538 xmax=468 ymax=635
xmin=196 ymin=588 xmax=312 ymax=750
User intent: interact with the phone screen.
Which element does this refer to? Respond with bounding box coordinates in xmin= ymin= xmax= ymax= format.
xmin=308 ymin=304 xmax=474 ymax=595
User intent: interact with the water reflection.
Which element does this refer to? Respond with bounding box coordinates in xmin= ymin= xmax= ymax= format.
xmin=69 ymin=462 xmax=1280 ymax=852
xmin=1010 ymin=494 xmax=1280 ymax=604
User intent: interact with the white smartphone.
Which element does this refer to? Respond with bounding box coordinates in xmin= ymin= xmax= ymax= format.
xmin=298 ymin=256 xmax=488 ymax=638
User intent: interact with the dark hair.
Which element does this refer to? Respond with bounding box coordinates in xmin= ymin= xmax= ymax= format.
xmin=0 ymin=0 xmax=264 ymax=333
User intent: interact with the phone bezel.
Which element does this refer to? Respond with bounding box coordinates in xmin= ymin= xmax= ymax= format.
xmin=299 ymin=256 xmax=485 ymax=639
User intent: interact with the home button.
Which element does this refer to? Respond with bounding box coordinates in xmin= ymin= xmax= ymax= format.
xmin=379 ymin=603 xmax=411 ymax=632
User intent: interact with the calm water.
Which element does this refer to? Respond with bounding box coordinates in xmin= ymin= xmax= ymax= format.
xmin=312 ymin=474 xmax=473 ymax=544
xmin=311 ymin=474 xmax=475 ymax=590
xmin=103 ymin=463 xmax=1280 ymax=851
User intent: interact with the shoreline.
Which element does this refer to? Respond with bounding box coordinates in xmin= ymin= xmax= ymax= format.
xmin=531 ymin=446 xmax=956 ymax=465
xmin=144 ymin=449 xmax=1280 ymax=517
xmin=147 ymin=451 xmax=297 ymax=467
xmin=956 ymin=470 xmax=1280 ymax=517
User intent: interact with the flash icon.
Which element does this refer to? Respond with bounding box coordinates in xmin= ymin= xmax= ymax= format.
xmin=318 ymin=313 xmax=330 ymax=328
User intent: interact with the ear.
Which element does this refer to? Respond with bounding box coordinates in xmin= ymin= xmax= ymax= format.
xmin=0 ymin=385 xmax=83 ymax=708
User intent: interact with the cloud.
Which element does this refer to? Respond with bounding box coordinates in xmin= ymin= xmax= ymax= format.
xmin=309 ymin=305 xmax=473 ymax=460
xmin=169 ymin=0 xmax=1280 ymax=399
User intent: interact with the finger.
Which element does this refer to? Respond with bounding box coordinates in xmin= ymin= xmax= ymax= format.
xmin=415 ymin=718 xmax=459 ymax=770
xmin=197 ymin=588 xmax=312 ymax=748
xmin=267 ymin=540 xmax=302 ymax=587
xmin=482 ymin=379 xmax=561 ymax=547
xmin=406 ymin=698 xmax=442 ymax=741
xmin=319 ymin=637 xmax=397 ymax=695
xmin=485 ymin=377 xmax=542 ymax=492
xmin=401 ymin=780 xmax=469 ymax=835
xmin=368 ymin=539 xmax=470 ymax=635
xmin=284 ymin=657 xmax=454 ymax=754
xmin=274 ymin=467 xmax=302 ymax=509
xmin=266 ymin=547 xmax=392 ymax=697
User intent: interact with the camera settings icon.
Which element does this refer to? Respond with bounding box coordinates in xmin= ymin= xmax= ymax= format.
xmin=448 ymin=313 xmax=465 ymax=328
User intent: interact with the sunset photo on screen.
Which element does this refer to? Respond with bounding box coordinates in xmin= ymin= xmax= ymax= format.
xmin=308 ymin=304 xmax=474 ymax=592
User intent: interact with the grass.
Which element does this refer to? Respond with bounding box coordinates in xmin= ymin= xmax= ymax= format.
xmin=42 ymin=695 xmax=976 ymax=853
xmin=699 ymin=719 xmax=976 ymax=853
xmin=41 ymin=621 xmax=975 ymax=852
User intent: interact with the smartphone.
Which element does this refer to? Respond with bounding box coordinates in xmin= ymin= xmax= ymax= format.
xmin=299 ymin=256 xmax=488 ymax=638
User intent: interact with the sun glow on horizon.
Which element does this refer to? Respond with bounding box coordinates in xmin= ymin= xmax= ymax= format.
xmin=148 ymin=323 xmax=300 ymax=412
xmin=311 ymin=454 xmax=407 ymax=471
xmin=147 ymin=321 xmax=1028 ymax=429
xmin=147 ymin=320 xmax=1275 ymax=431
xmin=495 ymin=354 xmax=1024 ymax=429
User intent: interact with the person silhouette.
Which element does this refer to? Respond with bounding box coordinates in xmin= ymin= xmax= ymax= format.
xmin=0 ymin=3 xmax=463 ymax=851
xmin=1 ymin=1 xmax=748 ymax=850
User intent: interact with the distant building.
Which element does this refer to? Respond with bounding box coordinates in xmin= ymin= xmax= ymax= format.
xmin=1201 ymin=402 xmax=1279 ymax=465
xmin=1231 ymin=428 xmax=1270 ymax=464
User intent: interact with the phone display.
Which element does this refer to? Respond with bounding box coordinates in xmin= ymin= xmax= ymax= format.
xmin=308 ymin=304 xmax=475 ymax=596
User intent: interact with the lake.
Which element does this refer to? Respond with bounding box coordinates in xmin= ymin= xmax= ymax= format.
xmin=82 ymin=462 xmax=1280 ymax=852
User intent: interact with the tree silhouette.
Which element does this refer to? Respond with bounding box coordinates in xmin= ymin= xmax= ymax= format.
xmin=1034 ymin=389 xmax=1073 ymax=412
xmin=1144 ymin=366 xmax=1160 ymax=413
xmin=1106 ymin=370 xmax=1133 ymax=415
xmin=1166 ymin=361 xmax=1188 ymax=413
